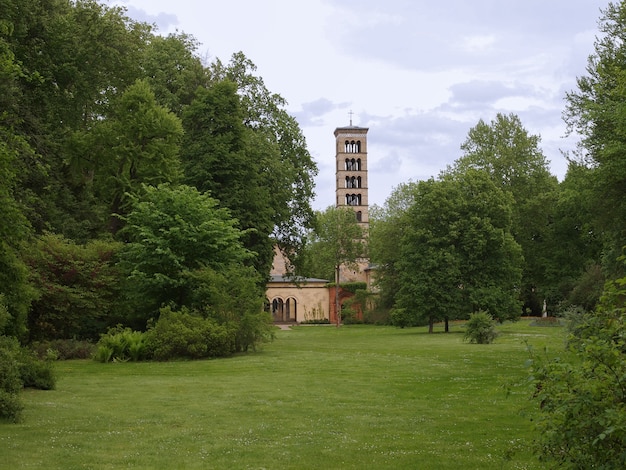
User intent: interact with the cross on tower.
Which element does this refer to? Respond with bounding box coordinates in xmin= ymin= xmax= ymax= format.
xmin=348 ymin=109 xmax=354 ymax=126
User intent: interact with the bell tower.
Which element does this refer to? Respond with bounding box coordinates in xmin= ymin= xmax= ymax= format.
xmin=334 ymin=119 xmax=369 ymax=229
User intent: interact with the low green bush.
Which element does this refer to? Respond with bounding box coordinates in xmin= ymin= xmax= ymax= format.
xmin=464 ymin=311 xmax=498 ymax=344
xmin=94 ymin=326 xmax=148 ymax=363
xmin=145 ymin=307 xmax=235 ymax=361
xmin=1 ymin=335 xmax=55 ymax=422
xmin=18 ymin=351 xmax=56 ymax=390
xmin=391 ymin=308 xmax=411 ymax=328
xmin=31 ymin=339 xmax=96 ymax=360
xmin=0 ymin=390 xmax=23 ymax=423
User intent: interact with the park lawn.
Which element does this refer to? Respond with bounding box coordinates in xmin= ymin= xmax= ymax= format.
xmin=0 ymin=320 xmax=562 ymax=469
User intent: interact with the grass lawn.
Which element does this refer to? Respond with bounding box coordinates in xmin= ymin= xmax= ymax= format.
xmin=0 ymin=320 xmax=562 ymax=469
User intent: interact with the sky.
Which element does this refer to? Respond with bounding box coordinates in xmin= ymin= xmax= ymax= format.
xmin=111 ymin=0 xmax=609 ymax=210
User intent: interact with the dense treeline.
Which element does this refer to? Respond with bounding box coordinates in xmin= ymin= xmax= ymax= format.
xmin=368 ymin=3 xmax=626 ymax=466
xmin=370 ymin=111 xmax=608 ymax=325
xmin=0 ymin=0 xmax=318 ymax=348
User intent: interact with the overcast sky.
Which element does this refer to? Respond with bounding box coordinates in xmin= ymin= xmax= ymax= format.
xmin=111 ymin=0 xmax=608 ymax=210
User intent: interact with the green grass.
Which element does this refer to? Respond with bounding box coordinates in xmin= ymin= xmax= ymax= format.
xmin=1 ymin=320 xmax=562 ymax=469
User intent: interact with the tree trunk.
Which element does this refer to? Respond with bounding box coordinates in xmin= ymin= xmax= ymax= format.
xmin=445 ymin=317 xmax=449 ymax=333
xmin=428 ymin=317 xmax=434 ymax=334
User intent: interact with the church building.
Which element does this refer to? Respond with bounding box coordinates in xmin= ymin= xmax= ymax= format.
xmin=266 ymin=120 xmax=371 ymax=324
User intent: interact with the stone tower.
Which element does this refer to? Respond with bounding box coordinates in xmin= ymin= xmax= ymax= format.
xmin=334 ymin=119 xmax=369 ymax=283
xmin=334 ymin=123 xmax=369 ymax=229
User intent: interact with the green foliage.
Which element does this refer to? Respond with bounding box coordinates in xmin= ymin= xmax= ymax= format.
xmin=390 ymin=308 xmax=413 ymax=328
xmin=144 ymin=307 xmax=235 ymax=361
xmin=118 ymin=183 xmax=250 ymax=326
xmin=94 ymin=326 xmax=148 ymax=363
xmin=395 ymin=171 xmax=522 ymax=329
xmin=69 ymin=79 xmax=184 ymax=234
xmin=368 ymin=183 xmax=418 ymax=309
xmin=140 ymin=33 xmax=208 ymax=116
xmin=564 ymin=2 xmax=626 ymax=277
xmin=30 ymin=339 xmax=95 ymax=360
xmin=530 ymin=259 xmax=626 ymax=468
xmin=303 ymin=206 xmax=367 ymax=281
xmin=18 ymin=349 xmax=56 ymax=390
xmin=463 ymin=311 xmax=498 ymax=344
xmin=0 ymin=389 xmax=23 ymax=423
xmin=0 ymin=335 xmax=56 ymax=422
xmin=185 ymin=264 xmax=272 ymax=352
xmin=208 ymin=53 xmax=318 ymax=272
xmin=25 ymin=234 xmax=123 ymax=341
xmin=0 ymin=243 xmax=35 ymax=340
xmin=447 ymin=113 xmax=559 ymax=314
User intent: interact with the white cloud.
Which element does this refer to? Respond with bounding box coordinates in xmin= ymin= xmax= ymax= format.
xmin=114 ymin=0 xmax=609 ymax=209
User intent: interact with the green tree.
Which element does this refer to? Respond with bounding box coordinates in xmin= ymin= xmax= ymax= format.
xmin=24 ymin=234 xmax=123 ymax=341
xmin=369 ymin=182 xmax=418 ymax=309
xmin=140 ymin=32 xmax=208 ymax=116
xmin=530 ymin=256 xmax=626 ymax=468
xmin=70 ymin=79 xmax=183 ymax=234
xmin=208 ymin=53 xmax=318 ymax=274
xmin=117 ymin=184 xmax=252 ymax=327
xmin=5 ymin=0 xmax=152 ymax=237
xmin=304 ymin=206 xmax=366 ymax=325
xmin=396 ymin=171 xmax=522 ymax=331
xmin=544 ymin=162 xmax=604 ymax=309
xmin=564 ymin=1 xmax=626 ymax=276
xmin=446 ymin=113 xmax=558 ymax=314
xmin=182 ymin=80 xmax=277 ymax=278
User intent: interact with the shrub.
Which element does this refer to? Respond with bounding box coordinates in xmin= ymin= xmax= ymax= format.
xmin=0 ymin=337 xmax=22 ymax=395
xmin=18 ymin=350 xmax=56 ymax=390
xmin=1 ymin=335 xmax=56 ymax=422
xmin=463 ymin=311 xmax=498 ymax=344
xmin=234 ymin=312 xmax=275 ymax=352
xmin=94 ymin=326 xmax=148 ymax=363
xmin=391 ymin=308 xmax=411 ymax=328
xmin=0 ymin=390 xmax=23 ymax=423
xmin=30 ymin=339 xmax=95 ymax=360
xmin=144 ymin=307 xmax=235 ymax=361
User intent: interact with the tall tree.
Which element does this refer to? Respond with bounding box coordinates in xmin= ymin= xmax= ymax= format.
xmin=564 ymin=1 xmax=626 ymax=276
xmin=140 ymin=32 xmax=208 ymax=116
xmin=70 ymin=79 xmax=183 ymax=234
xmin=181 ymin=79 xmax=276 ymax=276
xmin=396 ymin=171 xmax=522 ymax=331
xmin=4 ymin=0 xmax=153 ymax=237
xmin=208 ymin=53 xmax=318 ymax=272
xmin=446 ymin=113 xmax=558 ymax=314
xmin=368 ymin=182 xmax=418 ymax=309
xmin=118 ymin=184 xmax=252 ymax=327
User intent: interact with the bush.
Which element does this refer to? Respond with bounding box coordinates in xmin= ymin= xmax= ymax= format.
xmin=234 ymin=312 xmax=275 ymax=352
xmin=0 ymin=389 xmax=24 ymax=423
xmin=463 ymin=311 xmax=498 ymax=344
xmin=18 ymin=350 xmax=56 ymax=390
xmin=529 ymin=276 xmax=626 ymax=468
xmin=0 ymin=335 xmax=56 ymax=422
xmin=94 ymin=326 xmax=148 ymax=363
xmin=391 ymin=308 xmax=411 ymax=328
xmin=144 ymin=307 xmax=235 ymax=361
xmin=30 ymin=339 xmax=95 ymax=360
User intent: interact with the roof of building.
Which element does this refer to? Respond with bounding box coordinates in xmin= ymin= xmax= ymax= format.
xmin=268 ymin=274 xmax=330 ymax=284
